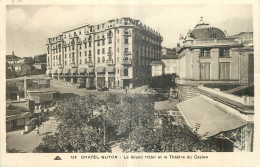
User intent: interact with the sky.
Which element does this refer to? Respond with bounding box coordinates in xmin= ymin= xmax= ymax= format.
xmin=6 ymin=4 xmax=253 ymax=58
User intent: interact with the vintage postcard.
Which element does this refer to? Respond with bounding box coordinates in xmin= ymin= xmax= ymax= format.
xmin=0 ymin=0 xmax=260 ymax=166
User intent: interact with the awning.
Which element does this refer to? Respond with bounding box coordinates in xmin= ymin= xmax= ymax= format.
xmin=107 ymin=66 xmax=115 ymax=73
xmin=70 ymin=68 xmax=78 ymax=74
xmin=87 ymin=67 xmax=95 ymax=74
xmin=78 ymin=67 xmax=87 ymax=74
xmin=6 ymin=112 xmax=32 ymax=121
xmin=96 ymin=66 xmax=105 ymax=73
xmin=46 ymin=69 xmax=51 ymax=74
xmin=51 ymin=68 xmax=58 ymax=74
xmin=177 ymin=96 xmax=245 ymax=137
xmin=63 ymin=68 xmax=71 ymax=74
xmin=57 ymin=69 xmax=63 ymax=74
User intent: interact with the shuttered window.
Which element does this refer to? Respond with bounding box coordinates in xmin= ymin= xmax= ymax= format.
xmin=219 ymin=62 xmax=230 ymax=80
xmin=200 ymin=63 xmax=210 ymax=80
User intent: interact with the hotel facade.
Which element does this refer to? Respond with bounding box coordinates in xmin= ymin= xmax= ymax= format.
xmin=46 ymin=17 xmax=163 ymax=89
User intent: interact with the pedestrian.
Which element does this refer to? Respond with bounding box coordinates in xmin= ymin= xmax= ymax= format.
xmin=125 ymin=88 xmax=128 ymax=94
xmin=36 ymin=125 xmax=40 ymax=136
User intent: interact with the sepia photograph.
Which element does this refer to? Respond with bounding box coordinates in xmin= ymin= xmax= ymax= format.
xmin=4 ymin=3 xmax=255 ymax=154
xmin=1 ymin=1 xmax=260 ymax=166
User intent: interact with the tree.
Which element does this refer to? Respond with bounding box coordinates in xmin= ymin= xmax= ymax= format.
xmin=34 ymin=95 xmax=112 ymax=153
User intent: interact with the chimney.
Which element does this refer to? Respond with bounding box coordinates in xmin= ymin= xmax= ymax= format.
xmin=12 ymin=51 xmax=14 ymax=56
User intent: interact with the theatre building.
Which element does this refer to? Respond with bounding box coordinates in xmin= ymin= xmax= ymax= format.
xmin=46 ymin=17 xmax=162 ymax=89
xmin=175 ymin=17 xmax=254 ymax=152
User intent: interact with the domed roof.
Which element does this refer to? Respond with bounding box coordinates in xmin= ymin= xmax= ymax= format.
xmin=190 ymin=17 xmax=227 ymax=40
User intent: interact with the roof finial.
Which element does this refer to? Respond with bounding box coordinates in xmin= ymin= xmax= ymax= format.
xmin=200 ymin=16 xmax=203 ymax=21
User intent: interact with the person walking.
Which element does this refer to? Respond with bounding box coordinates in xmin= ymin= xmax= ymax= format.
xmin=35 ymin=125 xmax=40 ymax=136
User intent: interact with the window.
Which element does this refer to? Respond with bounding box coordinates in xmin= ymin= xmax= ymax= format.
xmin=97 ymin=49 xmax=100 ymax=55
xmin=80 ymin=52 xmax=81 ymax=57
xmin=124 ymin=38 xmax=128 ymax=44
xmin=200 ymin=63 xmax=210 ymax=80
xmin=219 ymin=62 xmax=230 ymax=80
xmin=219 ymin=49 xmax=230 ymax=58
xmin=85 ymin=51 xmax=87 ymax=56
xmin=79 ymin=44 xmax=81 ymax=50
xmin=53 ymin=62 xmax=55 ymax=66
xmin=69 ymin=53 xmax=71 ymax=58
xmin=124 ymin=48 xmax=129 ymax=53
xmin=102 ymin=39 xmax=105 ymax=45
xmin=72 ymin=53 xmax=74 ymax=59
xmin=89 ymin=57 xmax=91 ymax=62
xmin=65 ymin=47 xmax=67 ymax=52
xmin=117 ymin=39 xmax=119 ymax=43
xmin=108 ymin=38 xmax=112 ymax=44
xmin=48 ymin=50 xmax=49 ymax=54
xmin=97 ymin=57 xmax=100 ymax=63
xmin=102 ymin=24 xmax=104 ymax=29
xmin=117 ymin=30 xmax=119 ymax=34
xmin=69 ymin=46 xmax=71 ymax=51
xmin=89 ymin=50 xmax=91 ymax=56
xmin=85 ymin=58 xmax=87 ymax=64
xmin=53 ymin=56 xmax=55 ymax=60
xmin=65 ymin=54 xmax=67 ymax=59
xmin=97 ymin=25 xmax=100 ymax=30
xmin=102 ymin=57 xmax=105 ymax=62
xmin=65 ymin=61 xmax=67 ymax=65
xmin=53 ymin=50 xmax=55 ymax=54
xmin=80 ymin=59 xmax=82 ymax=64
xmin=117 ymin=48 xmax=119 ymax=53
xmin=124 ymin=68 xmax=128 ymax=76
xmin=79 ymin=30 xmax=81 ymax=35
xmin=97 ymin=41 xmax=100 ymax=46
xmin=200 ymin=49 xmax=211 ymax=58
xmin=85 ymin=43 xmax=87 ymax=48
xmin=72 ymin=45 xmax=75 ymax=50
xmin=102 ymin=48 xmax=105 ymax=54
xmin=89 ymin=42 xmax=92 ymax=47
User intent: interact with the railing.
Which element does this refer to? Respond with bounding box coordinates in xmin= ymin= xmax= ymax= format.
xmin=124 ymin=51 xmax=132 ymax=55
xmin=122 ymin=60 xmax=132 ymax=65
xmin=87 ymin=62 xmax=94 ymax=67
xmin=107 ymin=60 xmax=114 ymax=65
xmin=123 ymin=31 xmax=131 ymax=36
xmin=70 ymin=63 xmax=78 ymax=68
xmin=195 ymin=38 xmax=238 ymax=44
xmin=57 ymin=64 xmax=63 ymax=69
xmin=107 ymin=51 xmax=113 ymax=55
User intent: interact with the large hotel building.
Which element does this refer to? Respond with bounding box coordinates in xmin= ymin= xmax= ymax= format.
xmin=46 ymin=17 xmax=163 ymax=89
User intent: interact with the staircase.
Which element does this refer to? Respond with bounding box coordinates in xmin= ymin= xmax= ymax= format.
xmin=39 ymin=117 xmax=60 ymax=134
xmin=181 ymin=86 xmax=199 ymax=101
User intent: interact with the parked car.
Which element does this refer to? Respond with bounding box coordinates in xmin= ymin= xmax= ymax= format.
xmin=86 ymin=86 xmax=96 ymax=90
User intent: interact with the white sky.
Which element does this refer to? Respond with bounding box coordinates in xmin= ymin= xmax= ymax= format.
xmin=6 ymin=4 xmax=253 ymax=57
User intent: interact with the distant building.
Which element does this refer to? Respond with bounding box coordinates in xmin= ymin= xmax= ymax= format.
xmin=151 ymin=61 xmax=165 ymax=77
xmin=151 ymin=47 xmax=178 ymax=77
xmin=33 ymin=63 xmax=47 ymax=70
xmin=176 ymin=17 xmax=254 ymax=85
xmin=6 ymin=51 xmax=20 ymax=65
xmin=161 ymin=47 xmax=176 ymax=57
xmin=13 ymin=63 xmax=31 ymax=76
xmin=46 ymin=17 xmax=163 ymax=89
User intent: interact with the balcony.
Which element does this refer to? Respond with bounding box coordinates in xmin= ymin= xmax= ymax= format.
xmin=87 ymin=62 xmax=94 ymax=67
xmin=122 ymin=59 xmax=132 ymax=65
xmin=107 ymin=51 xmax=113 ymax=55
xmin=88 ymin=54 xmax=92 ymax=58
xmin=107 ymin=34 xmax=113 ymax=38
xmin=57 ymin=64 xmax=63 ymax=69
xmin=123 ymin=31 xmax=132 ymax=36
xmin=124 ymin=51 xmax=132 ymax=55
xmin=107 ymin=60 xmax=114 ymax=65
xmin=70 ymin=63 xmax=78 ymax=68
